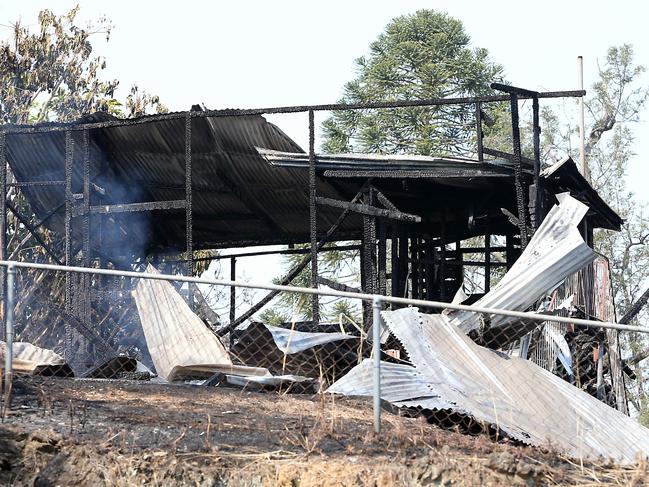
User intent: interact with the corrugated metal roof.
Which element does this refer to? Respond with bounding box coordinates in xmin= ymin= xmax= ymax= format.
xmin=5 ymin=112 xmax=360 ymax=257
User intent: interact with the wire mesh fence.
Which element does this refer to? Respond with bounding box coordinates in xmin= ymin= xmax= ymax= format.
xmin=1 ymin=258 xmax=649 ymax=462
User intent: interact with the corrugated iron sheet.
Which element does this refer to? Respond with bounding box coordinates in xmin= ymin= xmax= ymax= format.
xmin=378 ymin=307 xmax=649 ymax=462
xmin=447 ymin=193 xmax=596 ymax=347
xmin=264 ymin=324 xmax=354 ymax=354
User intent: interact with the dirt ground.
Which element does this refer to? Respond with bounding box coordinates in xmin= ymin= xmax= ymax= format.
xmin=0 ymin=377 xmax=647 ymax=486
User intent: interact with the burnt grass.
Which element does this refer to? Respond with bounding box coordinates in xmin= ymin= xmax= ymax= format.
xmin=0 ymin=377 xmax=647 ymax=486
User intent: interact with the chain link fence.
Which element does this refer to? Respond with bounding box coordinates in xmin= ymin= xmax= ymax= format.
xmin=1 ymin=257 xmax=649 ymax=462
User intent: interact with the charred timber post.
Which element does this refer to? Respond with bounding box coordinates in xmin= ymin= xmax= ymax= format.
xmin=308 ymin=109 xmax=319 ymax=323
xmin=475 ymin=102 xmax=484 ymax=162
xmin=532 ymin=96 xmax=543 ymax=228
xmin=82 ymin=130 xmax=91 ymax=326
xmin=509 ymin=94 xmax=528 ymax=247
xmin=64 ymin=130 xmax=74 ymax=360
xmin=0 ymin=133 xmax=6 ymax=337
xmin=185 ymin=113 xmax=194 ymax=309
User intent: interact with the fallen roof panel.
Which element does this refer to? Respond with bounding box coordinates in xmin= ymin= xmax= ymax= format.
xmin=377 ymin=307 xmax=649 ymax=463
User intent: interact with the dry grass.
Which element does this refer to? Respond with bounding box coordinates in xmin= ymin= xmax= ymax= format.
xmin=0 ymin=377 xmax=647 ymax=486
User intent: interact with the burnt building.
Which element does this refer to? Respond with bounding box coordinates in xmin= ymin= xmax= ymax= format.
xmin=0 ymin=84 xmax=627 ymax=409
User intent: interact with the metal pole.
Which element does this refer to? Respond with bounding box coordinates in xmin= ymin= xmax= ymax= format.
xmin=578 ymin=56 xmax=588 ymax=180
xmin=3 ymin=264 xmax=15 ymax=408
xmin=372 ymin=295 xmax=382 ymax=434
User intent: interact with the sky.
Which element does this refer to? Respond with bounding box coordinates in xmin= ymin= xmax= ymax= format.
xmin=1 ymin=1 xmax=648 ymax=308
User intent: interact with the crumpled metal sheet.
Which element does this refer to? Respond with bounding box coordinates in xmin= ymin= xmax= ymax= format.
xmin=447 ymin=192 xmax=596 ymax=347
xmin=0 ymin=341 xmax=71 ymax=376
xmin=225 ymin=374 xmax=311 ymax=388
xmin=132 ymin=264 xmax=233 ymax=381
xmin=378 ymin=307 xmax=649 ymax=462
xmin=264 ymin=324 xmax=354 ymax=354
xmin=327 ymin=359 xmax=455 ymax=410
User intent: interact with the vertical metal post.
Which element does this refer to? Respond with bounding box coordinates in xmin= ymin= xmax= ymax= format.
xmin=4 ymin=264 xmax=15 ymax=408
xmin=578 ymin=56 xmax=588 ymax=180
xmin=475 ymin=101 xmax=484 ymax=162
xmin=185 ymin=114 xmax=194 ymax=308
xmin=509 ymin=94 xmax=529 ymax=248
xmin=372 ymin=295 xmax=382 ymax=434
xmin=229 ymin=257 xmax=236 ymax=324
xmin=0 ymin=133 xmax=6 ymax=339
xmin=308 ymin=109 xmax=319 ymax=323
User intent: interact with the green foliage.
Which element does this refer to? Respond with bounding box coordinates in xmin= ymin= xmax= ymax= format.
xmin=321 ymin=9 xmax=504 ymax=157
xmin=330 ymin=299 xmax=361 ymax=326
xmin=259 ymin=308 xmax=290 ymax=327
xmin=0 ymin=6 xmax=166 ymax=125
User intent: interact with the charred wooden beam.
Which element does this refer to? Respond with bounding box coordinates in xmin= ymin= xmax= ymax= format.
xmin=620 ymin=286 xmax=649 ymax=324
xmin=73 ymin=199 xmax=187 ymax=216
xmin=0 ymin=90 xmax=585 ymax=135
xmin=8 ymin=180 xmax=65 ymax=187
xmin=323 ymin=168 xmax=511 ymax=179
xmin=5 ymin=201 xmax=62 ymax=264
xmin=316 ymin=196 xmax=421 ymax=223
xmin=372 ymin=187 xmax=398 ymax=212
xmin=316 ymin=276 xmax=361 ymax=294
xmin=482 ymin=147 xmax=536 ymax=166
xmin=490 ymin=83 xmax=539 ymax=98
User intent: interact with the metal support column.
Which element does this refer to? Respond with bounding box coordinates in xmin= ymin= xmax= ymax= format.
xmin=3 ymin=264 xmax=15 ymax=410
xmin=372 ymin=295 xmax=382 ymax=434
xmin=308 ymin=109 xmax=319 ymax=323
xmin=229 ymin=257 xmax=236 ymax=325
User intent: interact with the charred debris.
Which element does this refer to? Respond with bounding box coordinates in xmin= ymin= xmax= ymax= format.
xmin=0 ymin=84 xmax=641 ymax=456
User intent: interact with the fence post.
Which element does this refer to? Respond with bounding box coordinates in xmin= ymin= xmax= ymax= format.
xmin=4 ymin=264 xmax=15 ymax=409
xmin=372 ymin=295 xmax=382 ymax=434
